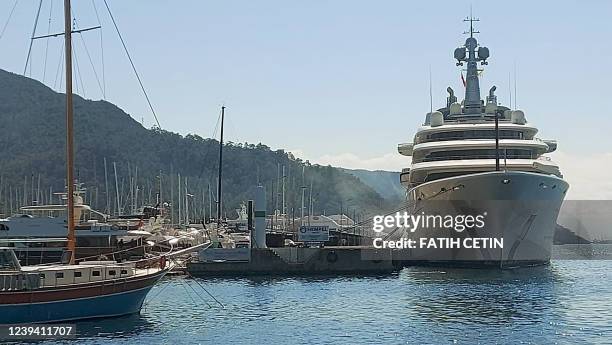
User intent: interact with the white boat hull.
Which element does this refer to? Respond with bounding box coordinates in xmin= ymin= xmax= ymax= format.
xmin=393 ymin=171 xmax=568 ymax=266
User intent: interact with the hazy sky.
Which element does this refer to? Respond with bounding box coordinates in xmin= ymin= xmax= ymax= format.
xmin=1 ymin=0 xmax=611 ymax=199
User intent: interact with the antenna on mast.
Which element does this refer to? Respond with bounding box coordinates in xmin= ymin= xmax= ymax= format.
xmin=454 ymin=10 xmax=488 ymax=113
xmin=508 ymin=72 xmax=512 ymax=110
xmin=429 ymin=65 xmax=433 ymax=113
xmin=463 ymin=7 xmax=480 ymax=38
xmin=513 ymin=61 xmax=518 ymax=109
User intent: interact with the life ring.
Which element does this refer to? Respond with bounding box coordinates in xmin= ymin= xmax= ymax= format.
xmin=159 ymin=256 xmax=167 ymax=269
xmin=326 ymin=251 xmax=338 ymax=263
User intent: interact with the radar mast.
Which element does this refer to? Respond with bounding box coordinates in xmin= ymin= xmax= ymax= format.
xmin=453 ymin=13 xmax=490 ymax=114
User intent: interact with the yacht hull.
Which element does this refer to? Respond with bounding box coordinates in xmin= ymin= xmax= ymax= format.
xmin=0 ymin=269 xmax=166 ymax=324
xmin=394 ymin=171 xmax=568 ymax=266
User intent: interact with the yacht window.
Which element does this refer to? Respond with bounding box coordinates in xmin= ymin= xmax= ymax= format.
xmin=55 ymin=272 xmax=64 ymax=279
xmin=423 ymin=130 xmax=524 ymax=143
xmin=120 ymin=269 xmax=128 ymax=275
xmin=0 ymin=224 xmax=8 ymax=231
xmin=92 ymin=271 xmax=101 ymax=277
xmin=108 ymin=270 xmax=116 ymax=276
xmin=421 ymin=148 xmax=533 ymax=162
xmin=74 ymin=271 xmax=82 ymax=278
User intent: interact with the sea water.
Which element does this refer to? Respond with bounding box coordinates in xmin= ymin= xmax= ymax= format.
xmin=36 ymin=246 xmax=612 ymax=344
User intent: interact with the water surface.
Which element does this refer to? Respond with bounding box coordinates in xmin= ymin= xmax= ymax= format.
xmin=37 ymin=254 xmax=612 ymax=344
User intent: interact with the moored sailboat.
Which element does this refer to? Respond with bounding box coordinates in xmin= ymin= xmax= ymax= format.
xmin=0 ymin=247 xmax=166 ymax=324
xmin=0 ymin=0 xmax=168 ymax=324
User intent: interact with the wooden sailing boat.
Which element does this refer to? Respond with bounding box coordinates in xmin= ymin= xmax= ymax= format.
xmin=0 ymin=0 xmax=167 ymax=324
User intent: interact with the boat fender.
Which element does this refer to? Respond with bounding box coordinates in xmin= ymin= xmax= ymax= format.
xmin=326 ymin=251 xmax=338 ymax=263
xmin=160 ymin=256 xmax=166 ymax=269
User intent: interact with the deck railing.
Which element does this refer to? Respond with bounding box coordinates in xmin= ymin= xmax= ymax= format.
xmin=0 ymin=272 xmax=41 ymax=291
xmin=1 ymin=256 xmax=165 ymax=291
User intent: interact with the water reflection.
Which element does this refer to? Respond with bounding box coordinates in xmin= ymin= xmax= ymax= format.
xmin=398 ymin=266 xmax=561 ymax=325
xmin=73 ymin=314 xmax=156 ymax=339
xmin=25 ymin=260 xmax=612 ymax=344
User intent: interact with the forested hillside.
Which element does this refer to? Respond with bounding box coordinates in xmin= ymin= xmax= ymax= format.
xmin=0 ymin=69 xmax=392 ymax=220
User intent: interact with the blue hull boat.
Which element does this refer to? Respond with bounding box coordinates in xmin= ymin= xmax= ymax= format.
xmin=0 ymin=248 xmax=167 ymax=324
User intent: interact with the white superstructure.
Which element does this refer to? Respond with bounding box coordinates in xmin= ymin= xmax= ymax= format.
xmin=395 ymin=17 xmax=568 ymax=266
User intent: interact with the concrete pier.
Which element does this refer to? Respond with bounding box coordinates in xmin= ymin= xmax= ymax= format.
xmin=186 ymin=247 xmax=395 ymax=276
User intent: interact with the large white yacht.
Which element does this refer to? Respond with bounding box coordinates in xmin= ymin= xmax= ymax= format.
xmin=396 ymin=18 xmax=568 ymax=266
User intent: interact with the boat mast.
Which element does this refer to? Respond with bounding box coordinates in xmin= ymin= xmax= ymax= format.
xmin=300 ymin=166 xmax=305 ymax=227
xmin=454 ymin=14 xmax=489 ymax=114
xmin=463 ymin=15 xmax=481 ymax=112
xmin=64 ymin=0 xmax=76 ymax=264
xmin=495 ymin=111 xmax=500 ymax=171
xmin=216 ymin=106 xmax=225 ymax=228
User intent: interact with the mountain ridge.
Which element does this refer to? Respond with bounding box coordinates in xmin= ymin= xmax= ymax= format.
xmin=342 ymin=168 xmax=403 ymax=202
xmin=0 ymin=69 xmax=392 ymax=219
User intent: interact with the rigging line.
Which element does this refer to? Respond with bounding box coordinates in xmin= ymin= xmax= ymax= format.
xmin=0 ymin=0 xmax=19 ymax=41
xmin=77 ymin=31 xmax=104 ymax=97
xmin=23 ymin=0 xmax=43 ymax=76
xmin=102 ymin=0 xmax=161 ymax=129
xmin=58 ymin=40 xmax=64 ymax=91
xmin=211 ymin=107 xmax=222 ymax=141
xmin=197 ymin=108 xmax=223 ymax=179
xmin=73 ymin=42 xmax=86 ymax=97
xmin=142 ymin=279 xmax=172 ymax=309
xmin=53 ymin=38 xmax=64 ymax=90
xmin=342 ymin=184 xmax=457 ymax=234
xmin=186 ymin=274 xmax=225 ymax=308
xmin=203 ymin=109 xmax=223 ymax=185
xmin=224 ymin=111 xmax=239 ymax=143
xmin=42 ymin=0 xmax=53 ymax=83
xmin=73 ymin=65 xmax=79 ymax=95
xmin=179 ymin=279 xmax=205 ymax=308
xmin=184 ymin=280 xmax=213 ymax=308
xmin=91 ymin=0 xmax=105 ymax=98
xmin=70 ymin=5 xmax=103 ymax=99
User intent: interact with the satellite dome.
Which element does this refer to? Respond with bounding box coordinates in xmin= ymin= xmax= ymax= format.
xmin=430 ymin=111 xmax=444 ymax=127
xmin=454 ymin=47 xmax=466 ymax=61
xmin=478 ymin=46 xmax=490 ymax=60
